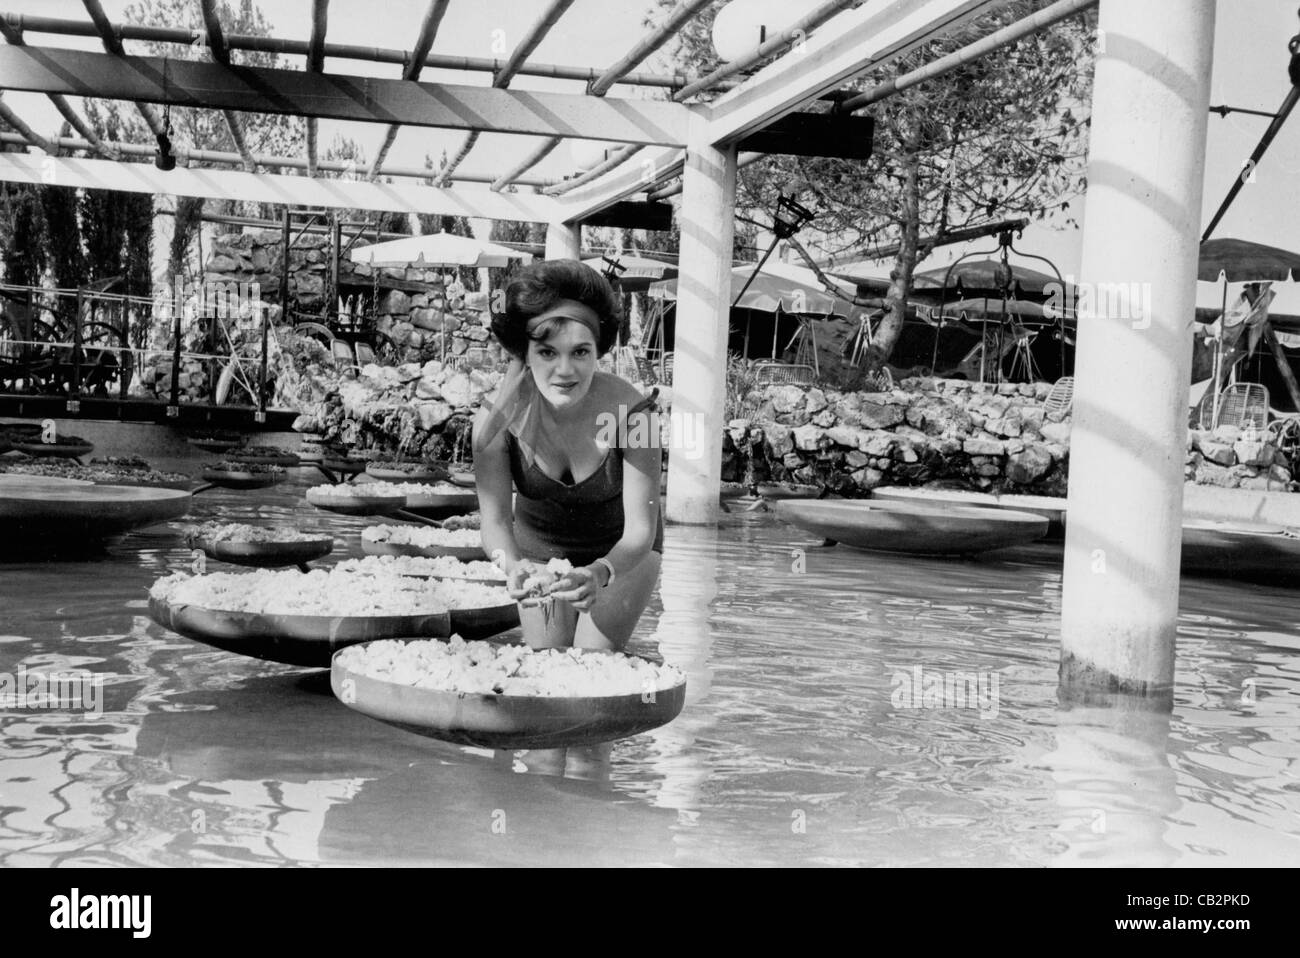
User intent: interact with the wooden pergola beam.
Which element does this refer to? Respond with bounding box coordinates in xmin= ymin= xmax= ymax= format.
xmin=487 ymin=0 xmax=711 ymax=194
xmin=0 ymin=45 xmax=693 ymax=146
xmin=556 ymin=146 xmax=684 ymax=221
xmin=493 ymin=0 xmax=577 ymax=88
xmin=0 ymin=17 xmax=116 ymax=158
xmin=0 ymin=130 xmax=555 ymax=187
xmin=588 ymin=0 xmax=714 ymax=96
xmin=0 ymin=151 xmax=561 ymax=222
xmin=704 ymin=0 xmax=1008 ymax=145
xmin=306 ymin=0 xmax=328 ymax=177
xmin=490 ymin=138 xmax=561 ymax=191
xmin=673 ymin=0 xmax=856 ymax=102
xmin=80 ymin=0 xmax=167 ymax=140
xmin=0 ymin=91 xmax=52 ymax=154
xmin=197 ymin=1 xmax=256 ymax=172
xmin=6 ymin=12 xmax=697 ymax=90
xmin=368 ymin=0 xmax=451 ymax=180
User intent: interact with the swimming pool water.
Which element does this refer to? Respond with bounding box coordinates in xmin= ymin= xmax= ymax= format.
xmin=1 ymin=467 xmax=1298 ymax=867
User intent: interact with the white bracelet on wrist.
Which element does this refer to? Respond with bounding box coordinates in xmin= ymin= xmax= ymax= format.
xmin=593 ymin=557 xmax=616 ymax=588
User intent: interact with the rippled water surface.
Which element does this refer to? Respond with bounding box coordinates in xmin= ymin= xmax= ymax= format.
xmin=2 ymin=465 xmax=1299 ymax=867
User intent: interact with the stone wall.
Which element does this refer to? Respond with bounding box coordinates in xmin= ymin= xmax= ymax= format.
xmin=202 ymin=230 xmax=507 ymax=369
xmin=1185 ymin=425 xmax=1294 ymax=490
xmin=720 ymin=377 xmax=1072 ymax=496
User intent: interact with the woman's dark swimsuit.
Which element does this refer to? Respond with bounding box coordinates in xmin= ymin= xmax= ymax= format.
xmin=507 ymin=389 xmax=664 ymax=567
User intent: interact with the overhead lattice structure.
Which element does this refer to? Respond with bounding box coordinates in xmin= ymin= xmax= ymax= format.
xmin=0 ymin=0 xmax=1029 ymax=227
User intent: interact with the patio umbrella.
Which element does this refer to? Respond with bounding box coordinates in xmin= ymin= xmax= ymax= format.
xmin=647 ymin=264 xmax=852 ymax=369
xmin=349 ymin=231 xmax=531 ymax=268
xmin=1198 ymin=238 xmax=1300 ymax=415
xmin=647 ymin=265 xmax=852 ymax=316
xmin=582 ymin=255 xmax=678 ymax=291
xmin=912 ymin=259 xmax=1065 ymax=298
xmin=1198 ymin=238 xmax=1300 ymax=282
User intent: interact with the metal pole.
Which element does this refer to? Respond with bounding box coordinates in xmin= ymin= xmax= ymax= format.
xmin=71 ymin=288 xmax=83 ymax=399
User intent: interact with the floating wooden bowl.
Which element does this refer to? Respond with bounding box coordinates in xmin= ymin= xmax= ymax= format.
xmin=0 ymin=483 xmax=191 ymax=543
xmin=228 ymin=449 xmax=301 ymax=468
xmin=332 ymin=642 xmax=686 ymax=750
xmin=401 ymin=490 xmax=478 ymax=511
xmin=187 ymin=437 xmax=242 ymax=453
xmin=365 ymin=462 xmax=445 ymax=482
xmin=1180 ymin=519 xmax=1300 ymax=582
xmin=192 ymin=536 xmax=336 ymax=568
xmin=872 ymin=486 xmax=1068 ymax=539
xmin=322 ymin=456 xmax=369 ymax=475
xmin=149 ymin=595 xmax=519 ymax=668
xmin=774 ymin=498 xmax=1048 ymax=556
xmin=361 ymin=537 xmax=487 ymax=562
xmin=13 ymin=439 xmax=94 ymax=459
xmin=755 ymin=482 xmax=822 ymax=500
xmin=306 ymin=487 xmax=407 ymax=516
xmin=201 ymin=467 xmax=286 ymax=490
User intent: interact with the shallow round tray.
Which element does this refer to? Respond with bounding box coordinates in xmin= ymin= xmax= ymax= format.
xmin=362 ymin=538 xmax=487 ymax=561
xmin=872 ymin=486 xmax=1069 ymax=539
xmin=193 ymin=536 xmax=336 ymax=568
xmin=755 ymin=482 xmax=822 ymax=500
xmin=719 ymin=481 xmax=749 ymax=500
xmin=773 ymin=498 xmax=1049 ymax=555
xmin=0 ymin=483 xmax=191 ymax=541
xmin=447 ymin=470 xmax=475 ymax=488
xmin=227 ymin=449 xmax=301 ymax=467
xmin=401 ymin=490 xmax=478 ymax=511
xmin=187 ymin=437 xmax=242 ymax=453
xmin=331 ymin=642 xmax=687 ymax=749
xmin=0 ymin=473 xmax=95 ymax=487
xmin=148 ymin=595 xmax=520 ymax=668
xmin=306 ymin=487 xmax=407 ymax=516
xmin=365 ymin=462 xmax=445 ymax=482
xmin=92 ymin=475 xmax=198 ymax=491
xmin=1180 ymin=519 xmax=1300 ymax=581
xmin=295 ymin=447 xmax=324 ymax=463
xmin=201 ymin=468 xmax=286 ymax=490
xmin=13 ymin=439 xmax=94 ymax=459
xmin=322 ymin=457 xmax=369 ymax=475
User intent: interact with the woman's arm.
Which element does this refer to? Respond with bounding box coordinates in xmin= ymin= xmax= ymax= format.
xmin=472 ymin=407 xmax=526 ymax=582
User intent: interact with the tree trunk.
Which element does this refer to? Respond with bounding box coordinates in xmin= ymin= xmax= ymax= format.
xmin=864 ymin=152 xmax=923 ymax=374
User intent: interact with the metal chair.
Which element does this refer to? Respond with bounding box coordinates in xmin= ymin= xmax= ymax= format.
xmin=754 ymin=360 xmax=815 ymax=387
xmin=1044 ymin=376 xmax=1074 ymax=417
xmin=1205 ymin=382 xmax=1270 ymax=431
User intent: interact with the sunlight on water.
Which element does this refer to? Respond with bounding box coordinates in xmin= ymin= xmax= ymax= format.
xmin=1 ymin=467 xmax=1298 ymax=866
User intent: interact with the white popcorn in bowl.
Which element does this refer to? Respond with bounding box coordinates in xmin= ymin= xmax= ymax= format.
xmin=336 ymin=635 xmax=684 ymax=698
xmin=362 ymin=524 xmax=482 ymax=547
xmin=149 ymin=567 xmax=510 ymax=616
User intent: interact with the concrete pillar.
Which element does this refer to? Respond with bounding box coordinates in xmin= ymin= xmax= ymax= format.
xmin=665 ymin=115 xmax=736 ymax=524
xmin=1060 ymin=0 xmax=1216 ymax=705
xmin=544 ymin=221 xmax=581 ymax=260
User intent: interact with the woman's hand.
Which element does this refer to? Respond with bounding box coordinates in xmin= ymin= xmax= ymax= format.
xmin=504 ymin=558 xmax=545 ymax=601
xmin=548 ymin=564 xmax=608 ymax=612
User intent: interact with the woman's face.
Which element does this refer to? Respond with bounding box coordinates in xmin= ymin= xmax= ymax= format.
xmin=527 ymin=319 xmax=599 ymax=410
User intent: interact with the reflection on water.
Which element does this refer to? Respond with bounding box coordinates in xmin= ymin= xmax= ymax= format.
xmin=1 ymin=465 xmax=1299 ymax=865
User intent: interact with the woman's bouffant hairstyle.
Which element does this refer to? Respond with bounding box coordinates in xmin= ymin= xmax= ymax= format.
xmin=490 ymin=259 xmax=621 ymax=359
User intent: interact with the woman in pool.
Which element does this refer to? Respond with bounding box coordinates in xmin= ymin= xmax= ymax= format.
xmin=474 ymin=259 xmax=663 ymax=654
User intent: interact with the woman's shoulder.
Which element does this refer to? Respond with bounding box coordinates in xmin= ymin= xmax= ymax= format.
xmin=591 ymin=371 xmax=648 ymax=411
xmin=594 ymin=371 xmax=655 ymax=408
